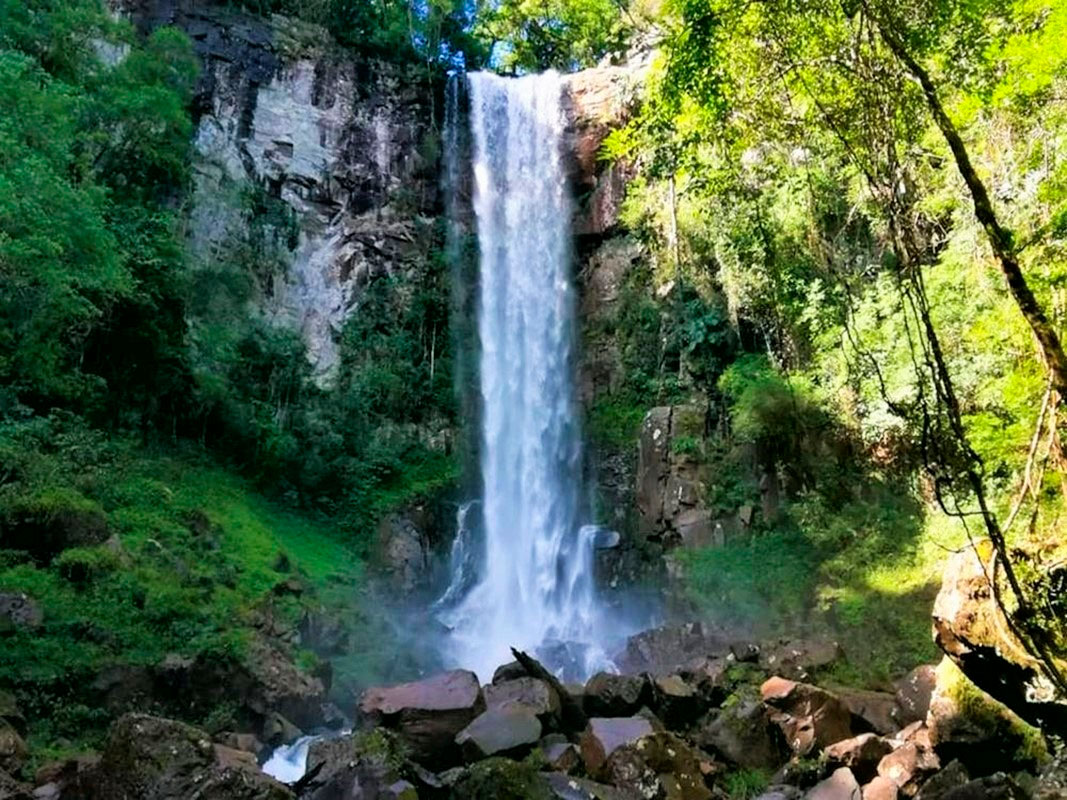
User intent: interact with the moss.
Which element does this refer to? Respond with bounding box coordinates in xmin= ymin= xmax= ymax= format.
xmin=450 ymin=758 xmax=553 ymax=800
xmin=722 ymin=767 xmax=771 ymax=799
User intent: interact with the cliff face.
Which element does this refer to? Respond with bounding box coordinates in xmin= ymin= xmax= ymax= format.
xmin=117 ymin=1 xmax=442 ymax=381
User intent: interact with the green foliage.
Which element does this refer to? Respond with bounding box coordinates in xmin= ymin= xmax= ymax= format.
xmin=723 ymin=768 xmax=771 ymax=800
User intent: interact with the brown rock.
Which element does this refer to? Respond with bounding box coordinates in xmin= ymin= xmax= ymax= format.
xmin=215 ymin=732 xmax=264 ymax=755
xmin=761 ymin=677 xmax=853 ymax=756
xmin=455 ymin=707 xmax=541 ymax=761
xmin=360 ymin=669 xmax=484 ymax=768
xmin=545 ymin=741 xmax=582 ymax=774
xmin=485 ymin=677 xmax=561 ymax=729
xmin=579 ymin=717 xmax=654 ymax=777
xmin=863 ymin=777 xmax=899 ymax=800
xmin=807 ymin=768 xmax=862 ymax=800
xmin=825 ymin=734 xmax=895 ymax=784
xmin=877 ymin=743 xmax=940 ymax=797
xmin=894 ymin=666 xmax=937 ymax=726
xmin=835 ymin=689 xmax=904 ymax=735
xmin=584 ymin=673 xmax=651 ymax=717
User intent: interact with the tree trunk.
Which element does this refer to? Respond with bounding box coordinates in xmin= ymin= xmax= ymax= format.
xmin=874 ymin=16 xmax=1067 ymax=398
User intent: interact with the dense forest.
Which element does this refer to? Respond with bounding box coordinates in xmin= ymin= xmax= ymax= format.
xmin=2 ymin=0 xmax=1067 ymax=797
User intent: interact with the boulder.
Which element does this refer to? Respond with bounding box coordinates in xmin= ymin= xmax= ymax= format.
xmin=614 ymin=622 xmax=728 ymax=676
xmin=0 ymin=723 xmax=26 ymax=776
xmin=0 ymin=491 xmax=109 ymax=563
xmin=493 ymin=662 xmax=528 ymax=684
xmin=0 ymin=769 xmax=30 ymax=800
xmin=759 ymin=638 xmax=843 ymax=682
xmin=696 ymin=699 xmax=785 ymax=770
xmin=650 ymin=674 xmax=706 ymax=729
xmin=262 ymin=712 xmax=302 ymax=747
xmin=0 ymin=695 xmax=22 ymax=738
xmin=544 ymin=772 xmax=641 ymax=800
xmin=579 ymin=717 xmax=654 ymax=777
xmin=825 ymin=734 xmax=895 ymax=784
xmin=835 ymin=689 xmax=903 ymax=735
xmin=939 ymin=775 xmax=1027 ymax=800
xmin=894 ymin=666 xmax=937 ymax=726
xmin=299 ymin=730 xmax=415 ymax=800
xmin=932 ymin=545 xmax=1067 ymax=732
xmin=376 ymin=513 xmax=430 ymax=594
xmin=863 ymin=777 xmax=899 ymax=800
xmin=600 ymin=731 xmax=711 ymax=800
xmin=485 ymin=677 xmax=561 ymax=729
xmin=877 ymin=742 xmax=940 ymax=797
xmin=807 ymin=768 xmax=862 ymax=800
xmin=448 ymin=757 xmax=553 ymax=799
xmin=71 ymin=713 xmax=292 ymax=800
xmin=915 ymin=761 xmax=969 ymax=800
xmin=925 ymin=657 xmax=1047 ymax=774
xmin=455 ymin=707 xmax=542 ymax=761
xmin=584 ymin=673 xmax=651 ymax=718
xmin=761 ymin=677 xmax=853 ymax=756
xmin=215 ymin=731 xmax=265 ymax=756
xmin=359 ymin=669 xmax=484 ymax=768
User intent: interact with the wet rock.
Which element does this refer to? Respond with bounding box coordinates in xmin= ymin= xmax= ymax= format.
xmin=835 ymin=689 xmax=903 ymax=736
xmin=862 ymin=777 xmax=899 ymax=800
xmin=584 ymin=673 xmax=651 ymax=718
xmin=824 ymin=735 xmax=895 ymax=784
xmin=545 ymin=742 xmax=582 ymax=774
xmin=485 ymin=677 xmax=561 ymax=729
xmin=544 ymin=772 xmax=641 ymax=800
xmin=215 ymin=731 xmax=265 ymax=756
xmin=359 ymin=669 xmax=484 ymax=768
xmin=456 ymin=707 xmax=542 ymax=761
xmin=894 ymin=666 xmax=937 ymax=726
xmin=915 ymin=761 xmax=969 ymax=800
xmin=600 ymin=731 xmax=711 ymax=800
xmin=72 ymin=713 xmax=291 ymax=799
xmin=493 ymin=662 xmax=528 ymax=684
xmin=696 ymin=699 xmax=785 ymax=770
xmin=262 ymin=712 xmax=302 ymax=747
xmin=376 ymin=514 xmax=430 ymax=594
xmin=806 ymin=768 xmax=861 ymax=800
xmin=579 ymin=717 xmax=655 ymax=777
xmin=0 ymin=594 xmax=42 ymax=632
xmin=876 ymin=741 xmax=940 ymax=797
xmin=300 ymin=730 xmax=411 ymax=800
xmin=0 ymin=722 xmax=27 ymax=776
xmin=761 ymin=677 xmax=853 ymax=757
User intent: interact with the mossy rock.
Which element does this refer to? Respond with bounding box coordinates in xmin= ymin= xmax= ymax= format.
xmin=449 ymin=757 xmax=552 ymax=800
xmin=0 ymin=488 xmax=109 ymax=564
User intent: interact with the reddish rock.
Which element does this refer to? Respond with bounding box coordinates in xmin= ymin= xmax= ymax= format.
xmin=360 ymin=669 xmax=484 ymax=768
xmin=807 ymin=768 xmax=862 ymax=800
xmin=455 ymin=707 xmax=541 ymax=762
xmin=825 ymin=734 xmax=895 ymax=784
xmin=584 ymin=673 xmax=651 ymax=717
xmin=894 ymin=666 xmax=937 ymax=726
xmin=863 ymin=777 xmax=899 ymax=800
xmin=761 ymin=677 xmax=853 ymax=756
xmin=877 ymin=742 xmax=940 ymax=797
xmin=485 ymin=677 xmax=561 ymax=729
xmin=579 ymin=717 xmax=654 ymax=777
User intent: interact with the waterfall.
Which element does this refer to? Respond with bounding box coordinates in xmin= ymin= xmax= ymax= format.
xmin=439 ymin=71 xmax=609 ymax=682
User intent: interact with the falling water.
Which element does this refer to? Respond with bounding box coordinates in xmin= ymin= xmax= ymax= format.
xmin=439 ymin=71 xmax=608 ymax=681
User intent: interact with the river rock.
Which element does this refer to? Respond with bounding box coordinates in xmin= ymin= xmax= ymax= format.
xmin=360 ymin=669 xmax=484 ymax=767
xmin=584 ymin=673 xmax=651 ymax=717
xmin=456 ymin=707 xmax=542 ymax=761
xmin=600 ymin=731 xmax=711 ymax=800
xmin=545 ymin=741 xmax=582 ymax=774
xmin=300 ymin=731 xmax=415 ymax=800
xmin=696 ymin=699 xmax=785 ymax=770
xmin=825 ymin=734 xmax=895 ymax=784
xmin=761 ymin=676 xmax=853 ymax=756
xmin=579 ymin=717 xmax=654 ymax=777
xmin=807 ymin=768 xmax=862 ymax=800
xmin=485 ymin=677 xmax=561 ymax=729
xmin=614 ymin=622 xmax=728 ymax=675
xmin=71 ymin=713 xmax=291 ymax=800
xmin=835 ymin=689 xmax=903 ymax=736
xmin=650 ymin=674 xmax=705 ymax=729
xmin=877 ymin=742 xmax=940 ymax=797
xmin=759 ymin=638 xmax=843 ymax=681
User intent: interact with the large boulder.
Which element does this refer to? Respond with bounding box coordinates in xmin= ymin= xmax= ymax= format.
xmin=71 ymin=714 xmax=292 ymax=800
xmin=759 ymin=638 xmax=843 ymax=682
xmin=579 ymin=717 xmax=655 ymax=777
xmin=894 ymin=666 xmax=937 ymax=726
xmin=298 ymin=730 xmax=419 ymax=800
xmin=696 ymin=699 xmax=785 ymax=770
xmin=455 ymin=707 xmax=542 ymax=761
xmin=806 ymin=768 xmax=862 ymax=800
xmin=600 ymin=730 xmax=711 ymax=800
xmin=877 ymin=740 xmax=940 ymax=797
xmin=761 ymin=677 xmax=853 ymax=757
xmin=359 ymin=669 xmax=484 ymax=768
xmin=614 ymin=623 xmax=727 ymax=676
xmin=932 ymin=545 xmax=1067 ymax=732
xmin=825 ymin=735 xmax=895 ymax=784
xmin=834 ymin=689 xmax=904 ymax=736
xmin=584 ymin=673 xmax=651 ymax=718
xmin=650 ymin=674 xmax=706 ymax=729
xmin=375 ymin=512 xmax=431 ymax=594
xmin=485 ymin=677 xmax=561 ymax=729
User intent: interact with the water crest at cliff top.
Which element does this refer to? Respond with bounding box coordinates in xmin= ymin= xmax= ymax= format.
xmin=438 ymin=71 xmax=610 ymax=681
